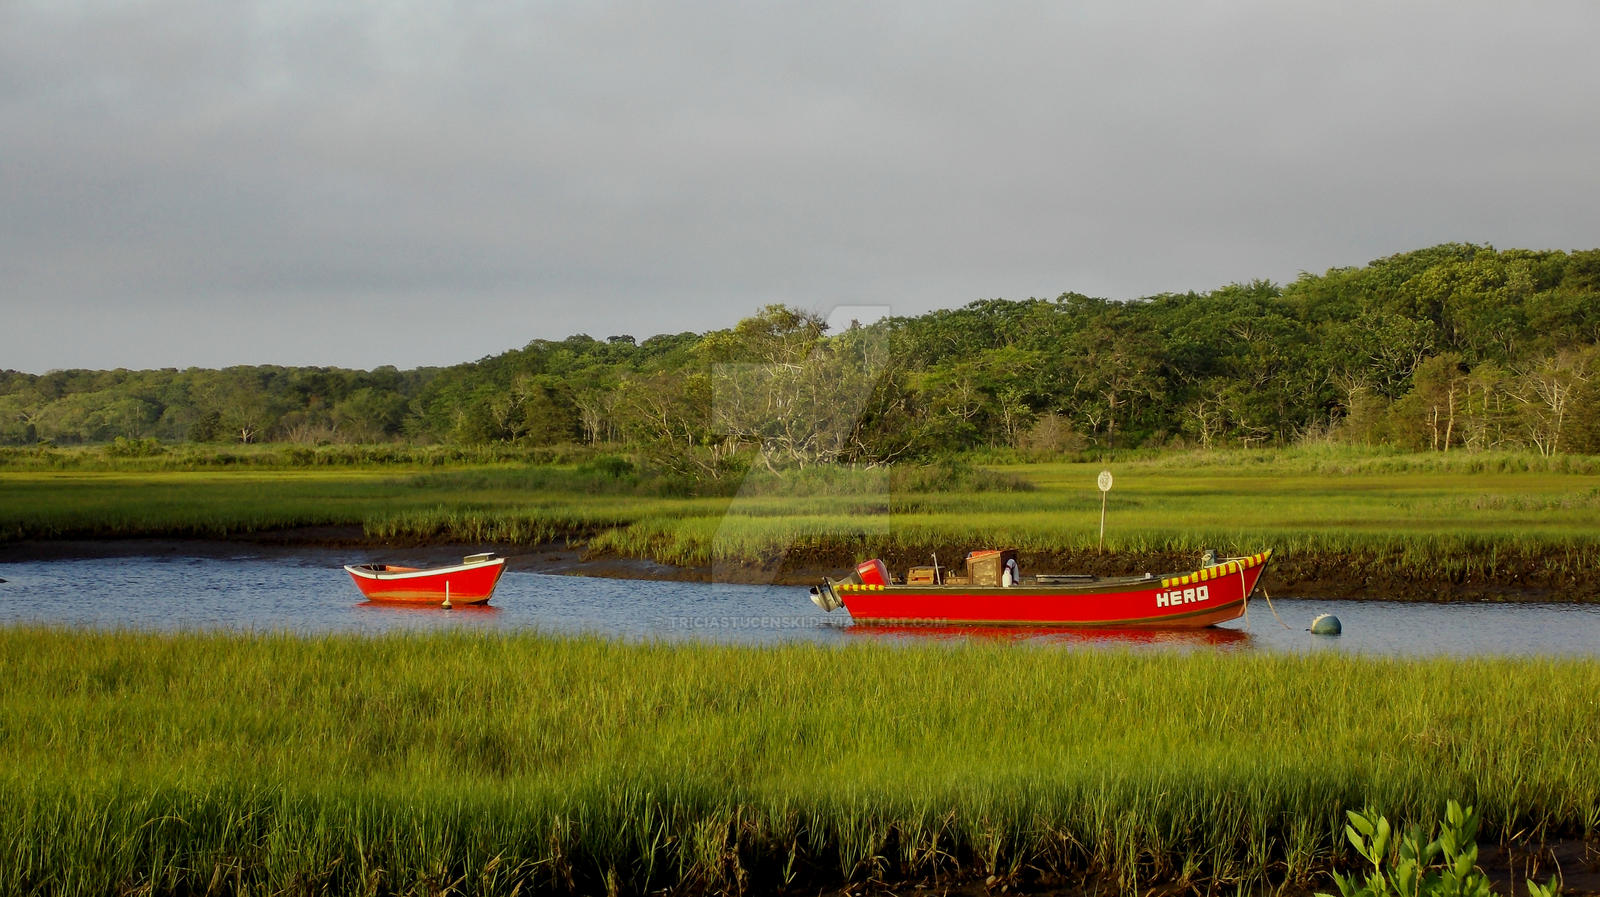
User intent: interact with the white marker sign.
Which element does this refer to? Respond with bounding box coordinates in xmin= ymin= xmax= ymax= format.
xmin=1097 ymin=470 xmax=1113 ymax=492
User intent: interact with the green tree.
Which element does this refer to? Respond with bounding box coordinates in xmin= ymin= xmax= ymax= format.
xmin=332 ymin=388 xmax=408 ymax=442
xmin=1388 ymin=354 xmax=1468 ymax=451
xmin=1511 ymin=347 xmax=1597 ymax=455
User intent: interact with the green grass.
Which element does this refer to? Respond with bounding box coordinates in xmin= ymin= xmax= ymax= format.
xmin=1 ymin=629 xmax=1597 ymax=895
xmin=0 ymin=442 xmax=590 ymax=470
xmin=3 ymin=446 xmax=1600 ymax=597
xmin=0 ymin=469 xmax=422 ymax=540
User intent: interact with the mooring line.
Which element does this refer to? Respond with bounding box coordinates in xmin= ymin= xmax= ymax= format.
xmin=1261 ymin=587 xmax=1292 ymax=630
xmin=1238 ymin=563 xmax=1250 ymax=630
xmin=1228 ymin=557 xmax=1288 ymax=630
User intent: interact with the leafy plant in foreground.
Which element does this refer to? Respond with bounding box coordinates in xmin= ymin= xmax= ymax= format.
xmin=1320 ymin=801 xmax=1559 ymax=897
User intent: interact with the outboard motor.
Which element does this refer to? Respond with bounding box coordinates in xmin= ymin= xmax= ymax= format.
xmin=855 ymin=559 xmax=889 ymax=587
xmin=809 ymin=559 xmax=887 ymax=612
xmin=809 ymin=580 xmax=842 ymax=612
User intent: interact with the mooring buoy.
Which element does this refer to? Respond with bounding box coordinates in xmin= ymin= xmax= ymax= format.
xmin=1310 ymin=613 xmax=1342 ymax=635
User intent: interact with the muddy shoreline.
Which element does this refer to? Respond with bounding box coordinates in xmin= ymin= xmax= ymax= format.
xmin=807 ymin=834 xmax=1600 ymax=897
xmin=1 ymin=527 xmax=1596 ymax=603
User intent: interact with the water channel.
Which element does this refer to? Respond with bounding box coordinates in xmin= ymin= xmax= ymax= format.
xmin=1 ymin=553 xmax=1597 ymax=656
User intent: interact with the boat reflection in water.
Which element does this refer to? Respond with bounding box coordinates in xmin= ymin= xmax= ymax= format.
xmin=844 ymin=622 xmax=1253 ymax=649
xmin=353 ymin=601 xmax=501 ymax=616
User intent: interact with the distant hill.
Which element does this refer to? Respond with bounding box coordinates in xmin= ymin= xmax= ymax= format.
xmin=5 ymin=244 xmax=1598 ymax=457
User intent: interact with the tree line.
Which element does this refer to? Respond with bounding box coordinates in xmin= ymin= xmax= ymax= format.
xmin=5 ymin=243 xmax=1599 ymax=463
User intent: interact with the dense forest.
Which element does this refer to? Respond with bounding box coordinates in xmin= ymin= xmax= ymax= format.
xmin=5 ymin=243 xmax=1600 ymax=464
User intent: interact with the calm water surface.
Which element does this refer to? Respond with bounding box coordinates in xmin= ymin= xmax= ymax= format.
xmin=1 ymin=553 xmax=1598 ymax=657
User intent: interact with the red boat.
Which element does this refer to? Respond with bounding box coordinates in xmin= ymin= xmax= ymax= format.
xmin=809 ymin=549 xmax=1273 ymax=629
xmin=344 ymin=553 xmax=507 ymax=606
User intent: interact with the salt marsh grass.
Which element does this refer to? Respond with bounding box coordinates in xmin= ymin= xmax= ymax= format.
xmin=3 ymin=447 xmax=1599 ymax=595
xmin=1 ymin=629 xmax=1597 ymax=895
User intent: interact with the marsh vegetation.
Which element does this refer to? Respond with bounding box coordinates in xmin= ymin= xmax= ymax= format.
xmin=2 ymin=629 xmax=1597 ymax=896
xmin=4 ymin=446 xmax=1598 ymax=599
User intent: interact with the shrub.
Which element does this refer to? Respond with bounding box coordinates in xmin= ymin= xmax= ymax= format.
xmin=102 ymin=436 xmax=163 ymax=458
xmin=1320 ymin=801 xmax=1558 ymax=897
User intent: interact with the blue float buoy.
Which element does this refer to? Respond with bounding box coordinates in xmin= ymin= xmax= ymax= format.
xmin=1310 ymin=613 xmax=1342 ymax=635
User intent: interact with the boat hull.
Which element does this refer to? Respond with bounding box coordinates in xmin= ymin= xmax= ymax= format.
xmin=344 ymin=558 xmax=506 ymax=605
xmin=832 ymin=551 xmax=1271 ymax=629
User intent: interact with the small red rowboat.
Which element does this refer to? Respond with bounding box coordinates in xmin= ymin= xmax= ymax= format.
xmin=809 ymin=549 xmax=1273 ymax=629
xmin=344 ymin=553 xmax=507 ymax=606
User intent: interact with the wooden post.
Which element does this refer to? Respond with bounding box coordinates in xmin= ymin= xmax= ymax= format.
xmin=1099 ymin=490 xmax=1107 ymax=552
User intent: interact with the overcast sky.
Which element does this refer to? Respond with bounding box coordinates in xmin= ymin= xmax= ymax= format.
xmin=3 ymin=1 xmax=1597 ymax=373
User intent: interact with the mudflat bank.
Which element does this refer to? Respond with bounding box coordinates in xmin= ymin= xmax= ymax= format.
xmin=2 ymin=527 xmax=1596 ymax=603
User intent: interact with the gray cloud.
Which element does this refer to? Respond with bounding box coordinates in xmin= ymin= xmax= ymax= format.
xmin=3 ymin=0 xmax=1598 ymax=372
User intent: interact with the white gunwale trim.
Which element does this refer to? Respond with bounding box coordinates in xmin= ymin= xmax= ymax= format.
xmin=343 ymin=557 xmax=506 ymax=581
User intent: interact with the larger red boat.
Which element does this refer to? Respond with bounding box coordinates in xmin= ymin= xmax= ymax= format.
xmin=344 ymin=553 xmax=507 ymax=606
xmin=809 ymin=549 xmax=1272 ymax=628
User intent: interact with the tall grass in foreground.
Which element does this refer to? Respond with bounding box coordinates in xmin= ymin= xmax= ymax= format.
xmin=2 ymin=629 xmax=1598 ymax=895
